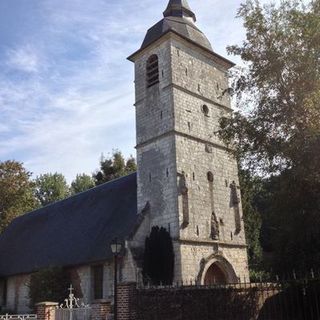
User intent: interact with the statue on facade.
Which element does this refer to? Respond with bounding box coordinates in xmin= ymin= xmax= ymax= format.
xmin=230 ymin=181 xmax=241 ymax=234
xmin=211 ymin=211 xmax=219 ymax=240
xmin=178 ymin=171 xmax=189 ymax=227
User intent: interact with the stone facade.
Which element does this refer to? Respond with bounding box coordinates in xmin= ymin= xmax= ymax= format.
xmin=129 ymin=15 xmax=249 ymax=282
xmin=71 ymin=263 xmax=116 ymax=303
xmin=5 ymin=274 xmax=31 ymax=313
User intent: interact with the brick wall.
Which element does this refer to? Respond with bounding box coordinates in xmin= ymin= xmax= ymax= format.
xmin=117 ymin=283 xmax=137 ymax=320
xmin=91 ymin=300 xmax=112 ymax=320
xmin=36 ymin=302 xmax=58 ymax=320
xmin=116 ymin=282 xmax=283 ymax=320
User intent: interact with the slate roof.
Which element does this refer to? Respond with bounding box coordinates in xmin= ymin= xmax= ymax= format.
xmin=128 ymin=1 xmax=235 ymax=68
xmin=137 ymin=0 xmax=212 ymax=52
xmin=163 ymin=0 xmax=196 ymax=22
xmin=141 ymin=16 xmax=213 ymax=52
xmin=0 ymin=173 xmax=138 ymax=277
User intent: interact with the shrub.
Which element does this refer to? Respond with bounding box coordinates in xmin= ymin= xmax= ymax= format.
xmin=28 ymin=267 xmax=71 ymax=309
xmin=142 ymin=226 xmax=174 ymax=285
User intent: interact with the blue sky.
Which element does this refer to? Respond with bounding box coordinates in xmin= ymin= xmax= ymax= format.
xmin=0 ymin=0 xmax=280 ymax=182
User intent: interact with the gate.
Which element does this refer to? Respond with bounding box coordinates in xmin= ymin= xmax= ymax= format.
xmin=55 ymin=308 xmax=91 ymax=320
xmin=55 ymin=285 xmax=91 ymax=320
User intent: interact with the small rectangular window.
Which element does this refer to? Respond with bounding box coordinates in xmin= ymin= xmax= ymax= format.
xmin=92 ymin=265 xmax=104 ymax=300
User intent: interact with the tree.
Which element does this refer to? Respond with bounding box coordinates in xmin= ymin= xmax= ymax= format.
xmin=257 ymin=171 xmax=320 ymax=275
xmin=34 ymin=173 xmax=70 ymax=207
xmin=219 ymin=0 xmax=320 ymax=275
xmin=93 ymin=150 xmax=137 ymax=185
xmin=28 ymin=267 xmax=71 ymax=309
xmin=71 ymin=174 xmax=95 ymax=195
xmin=0 ymin=161 xmax=36 ymax=233
xmin=142 ymin=226 xmax=174 ymax=285
xmin=220 ymin=0 xmax=320 ymax=177
xmin=239 ymin=169 xmax=263 ymax=271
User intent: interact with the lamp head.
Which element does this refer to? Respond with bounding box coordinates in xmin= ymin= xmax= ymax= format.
xmin=111 ymin=238 xmax=122 ymax=254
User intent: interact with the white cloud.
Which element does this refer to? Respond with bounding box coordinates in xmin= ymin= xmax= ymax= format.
xmin=6 ymin=46 xmax=41 ymax=73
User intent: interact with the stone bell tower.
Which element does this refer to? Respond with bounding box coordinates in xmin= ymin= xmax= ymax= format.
xmin=128 ymin=0 xmax=249 ymax=283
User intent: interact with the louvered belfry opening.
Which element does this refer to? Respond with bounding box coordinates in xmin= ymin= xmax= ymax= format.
xmin=146 ymin=54 xmax=159 ymax=88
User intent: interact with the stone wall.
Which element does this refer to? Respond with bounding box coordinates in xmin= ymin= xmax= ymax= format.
xmin=136 ymin=136 xmax=179 ymax=237
xmin=134 ymin=38 xmax=181 ymax=241
xmin=6 ymin=274 xmax=31 ymax=313
xmin=71 ymin=262 xmax=114 ymax=303
xmin=177 ymin=242 xmax=249 ymax=283
xmin=1 ymin=261 xmax=117 ymax=313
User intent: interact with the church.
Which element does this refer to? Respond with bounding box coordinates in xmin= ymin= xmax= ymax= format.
xmin=0 ymin=0 xmax=249 ymax=313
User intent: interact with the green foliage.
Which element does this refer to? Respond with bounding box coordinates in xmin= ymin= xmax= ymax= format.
xmin=258 ymin=172 xmax=320 ymax=275
xmin=219 ymin=0 xmax=320 ymax=275
xmin=143 ymin=226 xmax=174 ymax=285
xmin=239 ymin=169 xmax=263 ymax=270
xmin=249 ymin=269 xmax=271 ymax=283
xmin=0 ymin=161 xmax=36 ymax=233
xmin=28 ymin=267 xmax=71 ymax=309
xmin=93 ymin=150 xmax=137 ymax=185
xmin=71 ymin=174 xmax=95 ymax=195
xmin=0 ymin=149 xmax=136 ymax=232
xmin=34 ymin=173 xmax=70 ymax=207
xmin=220 ymin=0 xmax=320 ymax=177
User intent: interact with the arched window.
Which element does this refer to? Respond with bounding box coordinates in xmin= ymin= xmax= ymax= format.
xmin=146 ymin=55 xmax=159 ymax=88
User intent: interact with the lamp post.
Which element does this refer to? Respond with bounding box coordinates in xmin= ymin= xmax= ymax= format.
xmin=111 ymin=238 xmax=122 ymax=320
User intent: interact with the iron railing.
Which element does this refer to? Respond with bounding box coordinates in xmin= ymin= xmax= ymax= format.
xmin=135 ymin=277 xmax=320 ymax=320
xmin=0 ymin=315 xmax=37 ymax=320
xmin=55 ymin=308 xmax=91 ymax=320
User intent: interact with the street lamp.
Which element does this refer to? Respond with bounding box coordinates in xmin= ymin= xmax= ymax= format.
xmin=111 ymin=238 xmax=122 ymax=320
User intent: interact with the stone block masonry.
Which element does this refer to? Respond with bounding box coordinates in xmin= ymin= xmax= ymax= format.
xmin=131 ymin=30 xmax=249 ymax=283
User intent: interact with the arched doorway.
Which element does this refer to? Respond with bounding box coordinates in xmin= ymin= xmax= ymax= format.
xmin=204 ymin=263 xmax=227 ymax=285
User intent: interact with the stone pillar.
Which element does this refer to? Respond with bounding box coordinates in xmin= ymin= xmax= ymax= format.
xmin=117 ymin=283 xmax=137 ymax=320
xmin=91 ymin=300 xmax=112 ymax=320
xmin=36 ymin=302 xmax=59 ymax=320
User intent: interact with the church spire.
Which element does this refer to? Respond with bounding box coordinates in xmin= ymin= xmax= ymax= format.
xmin=163 ymin=0 xmax=196 ymax=23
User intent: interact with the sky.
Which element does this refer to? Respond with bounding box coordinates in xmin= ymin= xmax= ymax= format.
xmin=0 ymin=0 xmax=280 ymax=182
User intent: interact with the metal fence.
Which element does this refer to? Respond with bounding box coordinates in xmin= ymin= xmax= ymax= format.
xmin=0 ymin=315 xmax=37 ymax=320
xmin=55 ymin=308 xmax=91 ymax=320
xmin=54 ymin=285 xmax=91 ymax=320
xmin=134 ymin=278 xmax=320 ymax=320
